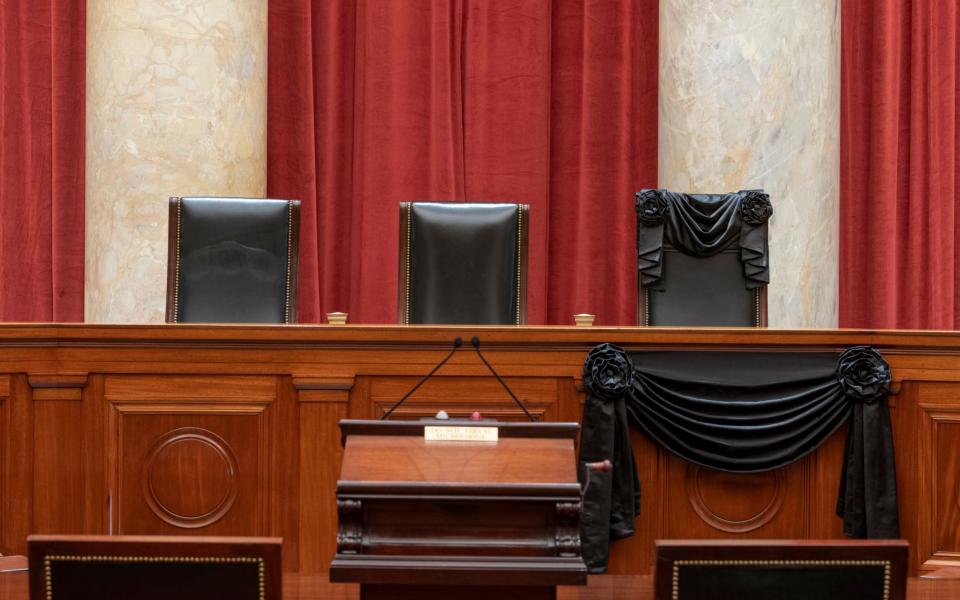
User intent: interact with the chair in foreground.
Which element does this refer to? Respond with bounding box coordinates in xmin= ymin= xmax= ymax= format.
xmin=28 ymin=534 xmax=281 ymax=600
xmin=398 ymin=202 xmax=528 ymax=324
xmin=654 ymin=539 xmax=908 ymax=600
xmin=636 ymin=189 xmax=772 ymax=326
xmin=166 ymin=197 xmax=301 ymax=323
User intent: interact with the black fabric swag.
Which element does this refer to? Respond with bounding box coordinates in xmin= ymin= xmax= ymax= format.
xmin=578 ymin=344 xmax=899 ymax=572
xmin=636 ymin=189 xmax=771 ymax=289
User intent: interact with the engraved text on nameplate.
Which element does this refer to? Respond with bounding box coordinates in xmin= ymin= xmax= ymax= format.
xmin=424 ymin=426 xmax=499 ymax=442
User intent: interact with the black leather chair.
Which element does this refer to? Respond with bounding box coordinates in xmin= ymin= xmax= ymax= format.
xmin=654 ymin=539 xmax=908 ymax=600
xmin=636 ymin=189 xmax=772 ymax=327
xmin=28 ymin=534 xmax=281 ymax=600
xmin=397 ymin=202 xmax=528 ymax=325
xmin=166 ymin=197 xmax=300 ymax=323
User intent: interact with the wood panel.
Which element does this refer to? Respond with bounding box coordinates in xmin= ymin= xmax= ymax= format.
xmin=1 ymin=375 xmax=32 ymax=557
xmin=0 ymin=324 xmax=959 ymax=576
xmin=296 ymin=377 xmax=349 ymax=572
xmin=915 ymin=383 xmax=960 ymax=571
xmin=104 ymin=375 xmax=275 ymax=541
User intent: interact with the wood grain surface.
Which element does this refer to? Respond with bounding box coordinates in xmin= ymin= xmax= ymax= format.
xmin=1 ymin=324 xmax=959 ymax=575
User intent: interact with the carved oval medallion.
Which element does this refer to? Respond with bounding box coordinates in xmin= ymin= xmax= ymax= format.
xmin=141 ymin=427 xmax=239 ymax=529
xmin=686 ymin=464 xmax=785 ymax=533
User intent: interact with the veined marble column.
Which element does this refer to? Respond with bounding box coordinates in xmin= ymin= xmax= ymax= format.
xmin=659 ymin=1 xmax=839 ymax=328
xmin=86 ymin=1 xmax=267 ymax=323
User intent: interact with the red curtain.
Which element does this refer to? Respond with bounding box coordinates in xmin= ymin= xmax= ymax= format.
xmin=0 ymin=0 xmax=85 ymax=322
xmin=268 ymin=0 xmax=658 ymax=325
xmin=841 ymin=0 xmax=959 ymax=329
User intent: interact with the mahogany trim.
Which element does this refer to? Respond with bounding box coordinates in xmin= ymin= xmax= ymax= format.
xmin=339 ymin=419 xmax=579 ymax=445
xmin=329 ymin=554 xmax=588 ymax=586
xmin=335 ymin=481 xmax=582 ymax=498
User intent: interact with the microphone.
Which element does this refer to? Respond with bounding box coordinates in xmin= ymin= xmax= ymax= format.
xmin=581 ymin=459 xmax=613 ymax=497
xmin=381 ymin=337 xmax=462 ymax=420
xmin=470 ymin=335 xmax=535 ymax=422
xmin=585 ymin=459 xmax=613 ymax=473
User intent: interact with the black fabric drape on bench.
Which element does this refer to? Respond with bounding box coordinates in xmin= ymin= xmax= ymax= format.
xmin=578 ymin=344 xmax=899 ymax=572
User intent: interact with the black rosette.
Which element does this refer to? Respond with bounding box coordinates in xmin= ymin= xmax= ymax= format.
xmin=636 ymin=190 xmax=668 ymax=226
xmin=740 ymin=191 xmax=773 ymax=225
xmin=837 ymin=346 xmax=891 ymax=403
xmin=584 ymin=343 xmax=634 ymax=400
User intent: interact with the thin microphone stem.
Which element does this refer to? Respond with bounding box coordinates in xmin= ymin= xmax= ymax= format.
xmin=381 ymin=338 xmax=462 ymax=420
xmin=471 ymin=337 xmax=535 ymax=422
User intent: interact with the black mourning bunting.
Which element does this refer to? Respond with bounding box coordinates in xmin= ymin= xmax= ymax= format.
xmin=636 ymin=189 xmax=771 ymax=289
xmin=578 ymin=344 xmax=899 ymax=572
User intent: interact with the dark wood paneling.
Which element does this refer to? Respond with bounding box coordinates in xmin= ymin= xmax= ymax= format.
xmin=104 ymin=375 xmax=275 ymax=539
xmin=297 ymin=379 xmax=348 ymax=572
xmin=2 ymin=375 xmax=32 ymax=555
xmin=32 ymin=399 xmax=84 ymax=533
xmin=664 ymin=461 xmax=801 ymax=538
xmin=914 ymin=383 xmax=960 ymax=572
xmin=114 ymin=413 xmax=266 ymax=536
xmin=1 ymin=325 xmax=960 ymax=576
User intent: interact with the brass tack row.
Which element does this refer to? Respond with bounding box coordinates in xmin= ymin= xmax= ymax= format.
xmin=671 ymin=559 xmax=892 ymax=600
xmin=44 ymin=555 xmax=266 ymax=600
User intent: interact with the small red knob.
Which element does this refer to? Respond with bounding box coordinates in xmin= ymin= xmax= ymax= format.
xmin=470 ymin=411 xmax=482 ymax=421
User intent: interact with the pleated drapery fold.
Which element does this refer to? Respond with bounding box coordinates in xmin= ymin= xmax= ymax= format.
xmin=0 ymin=0 xmax=85 ymax=321
xmin=579 ymin=343 xmax=899 ymax=572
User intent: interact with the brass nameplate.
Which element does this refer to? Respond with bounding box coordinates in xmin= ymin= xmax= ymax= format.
xmin=424 ymin=426 xmax=499 ymax=442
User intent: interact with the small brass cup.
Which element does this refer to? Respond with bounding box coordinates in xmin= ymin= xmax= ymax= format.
xmin=326 ymin=312 xmax=348 ymax=325
xmin=573 ymin=313 xmax=595 ymax=327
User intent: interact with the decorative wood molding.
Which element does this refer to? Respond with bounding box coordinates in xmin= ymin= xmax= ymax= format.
xmin=104 ymin=375 xmax=276 ymax=403
xmin=918 ymin=406 xmax=960 ymax=571
xmin=686 ymin=464 xmax=785 ymax=534
xmin=336 ymin=499 xmax=363 ymax=554
xmin=27 ymin=373 xmax=88 ymax=401
xmin=140 ymin=427 xmax=239 ymax=529
xmin=294 ymin=376 xmax=355 ymax=403
xmin=555 ymin=501 xmax=582 ymax=557
xmin=3 ymin=325 xmax=960 ymax=574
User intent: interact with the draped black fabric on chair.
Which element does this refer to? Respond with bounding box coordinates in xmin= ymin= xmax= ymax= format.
xmin=636 ymin=189 xmax=772 ymax=326
xmin=578 ymin=343 xmax=899 ymax=572
xmin=397 ymin=202 xmax=529 ymax=325
xmin=166 ymin=197 xmax=301 ymax=324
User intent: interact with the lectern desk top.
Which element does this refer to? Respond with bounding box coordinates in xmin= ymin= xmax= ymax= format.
xmin=330 ymin=419 xmax=587 ymax=596
xmin=338 ymin=420 xmax=579 ymax=490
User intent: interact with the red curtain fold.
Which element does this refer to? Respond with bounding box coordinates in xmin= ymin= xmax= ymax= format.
xmin=0 ymin=0 xmax=85 ymax=322
xmin=841 ymin=0 xmax=960 ymax=329
xmin=268 ymin=0 xmax=658 ymax=325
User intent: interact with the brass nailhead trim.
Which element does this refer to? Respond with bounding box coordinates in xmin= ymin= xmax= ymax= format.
xmin=671 ymin=559 xmax=892 ymax=600
xmin=404 ymin=203 xmax=412 ymax=325
xmin=173 ymin=198 xmax=183 ymax=322
xmin=515 ymin=206 xmax=522 ymax=325
xmin=644 ymin=287 xmax=650 ymax=325
xmin=755 ymin=288 xmax=761 ymax=327
xmin=44 ymin=554 xmax=266 ymax=600
xmin=285 ymin=200 xmax=293 ymax=324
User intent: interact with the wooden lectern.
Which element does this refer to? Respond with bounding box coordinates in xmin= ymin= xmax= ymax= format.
xmin=329 ymin=419 xmax=588 ymax=600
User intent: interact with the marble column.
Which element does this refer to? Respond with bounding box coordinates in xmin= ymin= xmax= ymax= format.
xmin=85 ymin=1 xmax=267 ymax=323
xmin=659 ymin=1 xmax=840 ymax=328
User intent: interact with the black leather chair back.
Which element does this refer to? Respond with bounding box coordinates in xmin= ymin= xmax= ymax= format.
xmin=398 ymin=202 xmax=528 ymax=325
xmin=645 ymin=246 xmax=761 ymax=326
xmin=636 ymin=189 xmax=771 ymax=327
xmin=654 ymin=540 xmax=908 ymax=600
xmin=166 ymin=197 xmax=300 ymax=323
